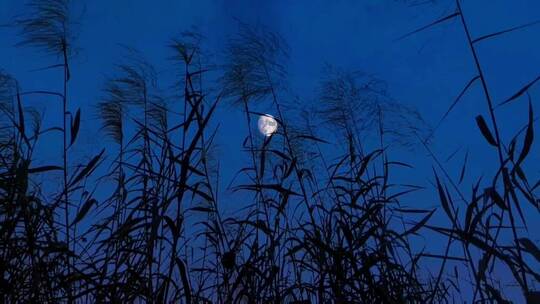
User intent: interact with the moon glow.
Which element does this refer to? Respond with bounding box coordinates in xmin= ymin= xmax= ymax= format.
xmin=258 ymin=114 xmax=278 ymax=137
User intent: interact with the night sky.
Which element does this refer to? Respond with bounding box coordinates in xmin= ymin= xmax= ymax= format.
xmin=2 ymin=0 xmax=538 ymax=216
xmin=1 ymin=0 xmax=539 ymax=301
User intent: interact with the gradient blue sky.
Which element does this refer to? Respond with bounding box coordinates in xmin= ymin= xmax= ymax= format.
xmin=1 ymin=0 xmax=539 ymax=298
xmin=2 ymin=0 xmax=538 ymax=206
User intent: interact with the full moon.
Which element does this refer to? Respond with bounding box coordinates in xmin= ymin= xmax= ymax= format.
xmin=258 ymin=114 xmax=278 ymax=137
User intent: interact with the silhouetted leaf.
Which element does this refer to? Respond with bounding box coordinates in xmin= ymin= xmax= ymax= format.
xmin=434 ymin=171 xmax=453 ymax=221
xmin=402 ymin=209 xmax=435 ymax=236
xmin=458 ymin=150 xmax=468 ymax=184
xmin=70 ymin=149 xmax=105 ymax=186
xmin=190 ymin=207 xmax=214 ymax=213
xmin=516 ymin=99 xmax=534 ymax=165
xmin=475 ymin=115 xmax=498 ymax=146
xmin=435 ymin=76 xmax=479 ymax=132
xmin=397 ymin=12 xmax=460 ymax=40
xmin=477 ymin=252 xmax=490 ymax=282
xmin=235 ymin=183 xmax=300 ymax=196
xmin=472 ymin=19 xmax=540 ymax=44
xmin=464 ymin=189 xmax=481 ymax=234
xmin=70 ymin=108 xmax=80 ymax=146
xmin=519 ymin=238 xmax=540 ymax=262
xmin=486 ymin=187 xmax=507 ymax=210
xmin=164 ymin=215 xmax=180 ymax=239
xmin=17 ymin=90 xmax=24 ymax=135
xmin=71 ymin=198 xmax=97 ymax=226
xmin=176 ymin=257 xmax=192 ymax=303
xmin=500 ymin=75 xmax=540 ymax=106
xmin=419 ymin=253 xmax=467 ymax=262
xmin=28 ymin=165 xmax=63 ymax=174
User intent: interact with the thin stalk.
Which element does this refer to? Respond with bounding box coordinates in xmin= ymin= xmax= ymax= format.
xmin=456 ymin=0 xmax=529 ymax=292
xmin=60 ymin=33 xmax=73 ymax=303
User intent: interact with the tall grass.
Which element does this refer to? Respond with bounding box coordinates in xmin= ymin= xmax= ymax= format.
xmin=400 ymin=1 xmax=540 ymax=302
xmin=0 ymin=0 xmax=539 ymax=303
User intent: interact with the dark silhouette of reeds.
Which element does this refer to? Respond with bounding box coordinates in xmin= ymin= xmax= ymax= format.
xmin=1 ymin=0 xmax=539 ymax=303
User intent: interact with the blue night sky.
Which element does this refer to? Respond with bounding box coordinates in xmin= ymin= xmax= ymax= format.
xmin=2 ymin=0 xmax=539 ymax=206
xmin=1 ymin=0 xmax=540 ymax=300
